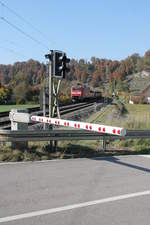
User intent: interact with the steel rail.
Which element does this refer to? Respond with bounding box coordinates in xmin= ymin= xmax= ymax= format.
xmin=0 ymin=102 xmax=96 ymax=129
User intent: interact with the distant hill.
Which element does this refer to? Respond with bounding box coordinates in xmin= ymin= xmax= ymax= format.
xmin=0 ymin=59 xmax=46 ymax=86
xmin=1 ymin=49 xmax=150 ymax=104
xmin=126 ymin=71 xmax=150 ymax=95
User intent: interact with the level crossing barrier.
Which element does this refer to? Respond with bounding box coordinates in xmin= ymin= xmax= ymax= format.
xmin=31 ymin=115 xmax=126 ymax=136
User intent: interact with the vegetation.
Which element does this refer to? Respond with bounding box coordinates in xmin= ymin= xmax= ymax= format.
xmin=1 ymin=138 xmax=150 ymax=162
xmin=0 ymin=50 xmax=150 ymax=104
xmin=111 ymin=139 xmax=150 ymax=154
xmin=0 ymin=104 xmax=39 ymax=112
xmin=87 ymin=102 xmax=150 ymax=130
xmin=0 ymin=59 xmax=45 ymax=104
xmin=0 ymin=143 xmax=51 ymax=162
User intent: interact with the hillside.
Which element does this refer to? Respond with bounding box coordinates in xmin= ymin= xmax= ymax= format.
xmin=127 ymin=71 xmax=150 ymax=95
xmin=0 ymin=49 xmax=150 ymax=104
xmin=88 ymin=102 xmax=150 ymax=130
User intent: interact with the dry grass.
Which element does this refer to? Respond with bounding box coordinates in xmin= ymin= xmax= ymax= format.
xmin=87 ymin=103 xmax=150 ymax=130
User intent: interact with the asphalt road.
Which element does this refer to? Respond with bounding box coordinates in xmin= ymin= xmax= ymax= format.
xmin=0 ymin=155 xmax=150 ymax=225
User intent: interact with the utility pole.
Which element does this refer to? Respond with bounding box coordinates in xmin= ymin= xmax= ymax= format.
xmin=112 ymin=79 xmax=116 ymax=99
xmin=104 ymin=64 xmax=108 ymax=104
xmin=43 ymin=89 xmax=46 ymax=130
xmin=48 ymin=50 xmax=53 ymax=119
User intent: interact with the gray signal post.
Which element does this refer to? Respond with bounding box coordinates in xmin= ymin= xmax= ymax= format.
xmin=48 ymin=50 xmax=53 ymax=119
xmin=45 ymin=50 xmax=69 ymax=120
xmin=44 ymin=50 xmax=70 ymax=150
xmin=44 ymin=51 xmax=53 ymax=149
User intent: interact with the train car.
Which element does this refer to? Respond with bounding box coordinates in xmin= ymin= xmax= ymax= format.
xmin=71 ymin=84 xmax=101 ymax=102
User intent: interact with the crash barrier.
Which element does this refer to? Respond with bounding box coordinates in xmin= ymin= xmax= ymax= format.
xmin=31 ymin=116 xmax=126 ymax=136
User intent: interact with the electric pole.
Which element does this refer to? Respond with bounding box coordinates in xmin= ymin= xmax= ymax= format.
xmin=104 ymin=64 xmax=108 ymax=104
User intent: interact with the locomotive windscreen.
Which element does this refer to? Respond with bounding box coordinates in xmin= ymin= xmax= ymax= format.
xmin=72 ymin=87 xmax=82 ymax=90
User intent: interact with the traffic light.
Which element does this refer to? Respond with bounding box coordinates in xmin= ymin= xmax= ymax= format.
xmin=53 ymin=50 xmax=70 ymax=79
xmin=53 ymin=51 xmax=63 ymax=78
xmin=62 ymin=54 xmax=70 ymax=78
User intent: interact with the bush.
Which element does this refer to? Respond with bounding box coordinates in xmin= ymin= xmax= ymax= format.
xmin=135 ymin=145 xmax=150 ymax=154
xmin=10 ymin=150 xmax=23 ymax=162
xmin=0 ymin=153 xmax=7 ymax=161
xmin=41 ymin=155 xmax=49 ymax=160
xmin=23 ymin=151 xmax=40 ymax=161
xmin=113 ymin=100 xmax=127 ymax=115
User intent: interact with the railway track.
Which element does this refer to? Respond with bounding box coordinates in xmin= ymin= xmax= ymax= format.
xmin=0 ymin=107 xmax=40 ymax=118
xmin=0 ymin=102 xmax=98 ymax=130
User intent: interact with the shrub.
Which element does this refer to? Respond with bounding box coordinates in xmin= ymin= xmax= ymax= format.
xmin=41 ymin=155 xmax=49 ymax=160
xmin=10 ymin=150 xmax=23 ymax=162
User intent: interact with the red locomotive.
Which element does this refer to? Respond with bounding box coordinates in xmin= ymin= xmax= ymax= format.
xmin=71 ymin=84 xmax=101 ymax=102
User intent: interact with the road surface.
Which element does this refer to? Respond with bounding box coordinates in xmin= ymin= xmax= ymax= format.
xmin=0 ymin=155 xmax=150 ymax=224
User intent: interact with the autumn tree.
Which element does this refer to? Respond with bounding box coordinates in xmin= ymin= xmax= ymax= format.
xmin=144 ymin=50 xmax=150 ymax=72
xmin=12 ymin=81 xmax=28 ymax=104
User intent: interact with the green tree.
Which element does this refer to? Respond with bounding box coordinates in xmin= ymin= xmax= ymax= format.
xmin=0 ymin=87 xmax=9 ymax=103
xmin=12 ymin=81 xmax=28 ymax=104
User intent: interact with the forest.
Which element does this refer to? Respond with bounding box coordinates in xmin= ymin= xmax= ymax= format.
xmin=0 ymin=50 xmax=150 ymax=104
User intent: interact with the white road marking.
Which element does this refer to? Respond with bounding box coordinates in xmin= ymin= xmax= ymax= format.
xmin=139 ymin=155 xmax=150 ymax=159
xmin=0 ymin=190 xmax=150 ymax=223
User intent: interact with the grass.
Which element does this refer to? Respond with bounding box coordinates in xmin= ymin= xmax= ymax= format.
xmin=85 ymin=103 xmax=150 ymax=130
xmin=125 ymin=104 xmax=150 ymax=114
xmin=2 ymin=140 xmax=149 ymax=162
xmin=0 ymin=104 xmax=39 ymax=112
xmin=121 ymin=104 xmax=150 ymax=129
xmin=87 ymin=105 xmax=114 ymax=124
xmin=111 ymin=138 xmax=150 ymax=154
xmin=0 ymin=141 xmax=103 ymax=162
xmin=60 ymin=102 xmax=150 ymax=155
xmin=0 ymin=142 xmax=53 ymax=162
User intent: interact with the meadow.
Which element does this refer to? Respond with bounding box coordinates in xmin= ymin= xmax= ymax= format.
xmin=0 ymin=104 xmax=39 ymax=112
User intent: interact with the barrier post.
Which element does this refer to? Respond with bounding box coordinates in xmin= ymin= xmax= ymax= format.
xmin=9 ymin=109 xmax=28 ymax=149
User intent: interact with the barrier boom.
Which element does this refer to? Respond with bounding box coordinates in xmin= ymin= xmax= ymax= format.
xmin=31 ymin=116 xmax=126 ymax=136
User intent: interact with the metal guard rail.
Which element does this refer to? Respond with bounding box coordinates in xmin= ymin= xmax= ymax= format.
xmin=0 ymin=130 xmax=150 ymax=142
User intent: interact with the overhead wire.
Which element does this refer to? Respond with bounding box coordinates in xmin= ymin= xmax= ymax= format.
xmin=0 ymin=45 xmax=27 ymax=58
xmin=1 ymin=39 xmax=23 ymax=48
xmin=0 ymin=0 xmax=54 ymax=48
xmin=0 ymin=38 xmax=27 ymax=57
xmin=0 ymin=16 xmax=49 ymax=50
xmin=0 ymin=0 xmax=54 ymax=63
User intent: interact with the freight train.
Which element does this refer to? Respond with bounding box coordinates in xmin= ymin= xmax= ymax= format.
xmin=71 ymin=84 xmax=101 ymax=102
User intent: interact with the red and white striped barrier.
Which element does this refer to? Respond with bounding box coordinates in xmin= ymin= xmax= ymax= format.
xmin=31 ymin=115 xmax=126 ymax=136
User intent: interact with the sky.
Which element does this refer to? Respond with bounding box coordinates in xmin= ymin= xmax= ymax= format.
xmin=0 ymin=0 xmax=150 ymax=64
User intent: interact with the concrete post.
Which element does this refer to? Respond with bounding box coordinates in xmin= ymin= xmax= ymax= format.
xmin=103 ymin=136 xmax=107 ymax=151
